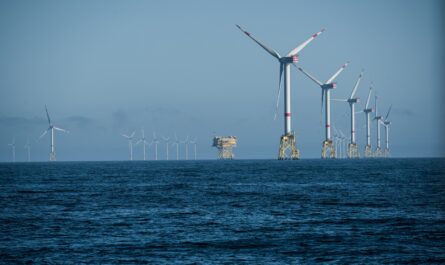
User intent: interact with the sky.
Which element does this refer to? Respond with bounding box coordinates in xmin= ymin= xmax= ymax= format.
xmin=0 ymin=0 xmax=444 ymax=161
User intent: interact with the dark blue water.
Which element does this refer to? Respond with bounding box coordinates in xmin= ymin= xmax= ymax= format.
xmin=1 ymin=159 xmax=444 ymax=264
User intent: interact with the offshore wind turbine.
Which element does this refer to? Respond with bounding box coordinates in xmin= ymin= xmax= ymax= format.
xmin=374 ymin=95 xmax=383 ymax=157
xmin=172 ymin=133 xmax=180 ymax=160
xmin=152 ymin=132 xmax=159 ymax=161
xmin=236 ymin=25 xmax=325 ymax=159
xmin=8 ymin=137 xmax=16 ymax=162
xmin=181 ymin=136 xmax=189 ymax=160
xmin=136 ymin=129 xmax=149 ymax=161
xmin=39 ymin=105 xmax=69 ymax=161
xmin=297 ymin=62 xmax=350 ymax=159
xmin=382 ymin=105 xmax=392 ymax=157
xmin=332 ymin=69 xmax=364 ymax=158
xmin=162 ymin=135 xmax=170 ymax=160
xmin=24 ymin=137 xmax=31 ymax=162
xmin=361 ymin=85 xmax=374 ymax=157
xmin=122 ymin=131 xmax=135 ymax=161
xmin=189 ymin=137 xmax=197 ymax=160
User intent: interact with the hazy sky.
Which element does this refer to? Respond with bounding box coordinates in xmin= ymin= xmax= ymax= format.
xmin=0 ymin=0 xmax=444 ymax=161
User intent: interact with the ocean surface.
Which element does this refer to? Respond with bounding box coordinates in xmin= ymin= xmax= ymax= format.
xmin=0 ymin=158 xmax=444 ymax=264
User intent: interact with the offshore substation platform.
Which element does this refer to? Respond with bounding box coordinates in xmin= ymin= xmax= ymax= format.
xmin=212 ymin=136 xmax=237 ymax=160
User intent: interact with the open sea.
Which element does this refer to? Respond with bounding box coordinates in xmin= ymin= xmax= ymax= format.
xmin=1 ymin=158 xmax=444 ymax=264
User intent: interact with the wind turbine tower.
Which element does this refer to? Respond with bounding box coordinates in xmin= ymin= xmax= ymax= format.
xmin=8 ymin=138 xmax=16 ymax=162
xmin=172 ymin=134 xmax=180 ymax=160
xmin=136 ymin=129 xmax=149 ymax=161
xmin=39 ymin=105 xmax=69 ymax=161
xmin=332 ymin=70 xmax=364 ymax=158
xmin=122 ymin=131 xmax=135 ymax=161
xmin=374 ymin=95 xmax=383 ymax=157
xmin=236 ymin=25 xmax=325 ymax=160
xmin=298 ymin=62 xmax=349 ymax=159
xmin=152 ymin=132 xmax=159 ymax=161
xmin=382 ymin=105 xmax=392 ymax=157
xmin=24 ymin=137 xmax=31 ymax=162
xmin=181 ymin=136 xmax=189 ymax=160
xmin=362 ymin=85 xmax=374 ymax=158
xmin=162 ymin=135 xmax=170 ymax=160
xmin=190 ymin=137 xmax=197 ymax=160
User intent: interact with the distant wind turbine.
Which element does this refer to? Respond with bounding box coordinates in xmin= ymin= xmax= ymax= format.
xmin=189 ymin=137 xmax=197 ymax=160
xmin=152 ymin=132 xmax=159 ymax=161
xmin=162 ymin=135 xmax=170 ymax=160
xmin=297 ymin=61 xmax=350 ymax=159
xmin=381 ymin=105 xmax=392 ymax=157
xmin=39 ymin=105 xmax=69 ymax=161
xmin=332 ymin=69 xmax=364 ymax=158
xmin=172 ymin=133 xmax=180 ymax=160
xmin=181 ymin=136 xmax=189 ymax=160
xmin=136 ymin=129 xmax=149 ymax=161
xmin=122 ymin=131 xmax=135 ymax=161
xmin=24 ymin=137 xmax=31 ymax=162
xmin=8 ymin=137 xmax=16 ymax=162
xmin=374 ymin=95 xmax=383 ymax=157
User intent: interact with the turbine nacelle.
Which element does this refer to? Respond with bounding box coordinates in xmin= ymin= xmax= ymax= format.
xmin=364 ymin=108 xmax=374 ymax=113
xmin=279 ymin=55 xmax=299 ymax=64
xmin=348 ymin=98 xmax=360 ymax=103
xmin=321 ymin=83 xmax=336 ymax=90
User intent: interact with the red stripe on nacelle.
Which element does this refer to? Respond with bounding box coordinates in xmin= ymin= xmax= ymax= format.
xmin=285 ymin=112 xmax=291 ymax=117
xmin=326 ymin=124 xmax=331 ymax=127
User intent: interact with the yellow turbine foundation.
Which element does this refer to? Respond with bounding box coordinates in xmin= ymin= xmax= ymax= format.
xmin=364 ymin=145 xmax=372 ymax=158
xmin=278 ymin=133 xmax=299 ymax=160
xmin=321 ymin=140 xmax=335 ymax=159
xmin=348 ymin=143 xmax=359 ymax=158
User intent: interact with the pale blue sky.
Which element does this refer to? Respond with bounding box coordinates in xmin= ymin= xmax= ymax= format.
xmin=0 ymin=0 xmax=443 ymax=161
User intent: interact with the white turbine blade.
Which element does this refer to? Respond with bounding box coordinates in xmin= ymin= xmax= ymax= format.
xmin=355 ymin=110 xmax=364 ymax=114
xmin=331 ymin=99 xmax=348 ymax=102
xmin=135 ymin=139 xmax=142 ymax=145
xmin=129 ymin=131 xmax=135 ymax=138
xmin=122 ymin=134 xmax=130 ymax=139
xmin=45 ymin=105 xmax=51 ymax=125
xmin=236 ymin=24 xmax=281 ymax=59
xmin=385 ymin=105 xmax=392 ymax=121
xmin=39 ymin=128 xmax=50 ymax=139
xmin=297 ymin=66 xmax=323 ymax=86
xmin=349 ymin=69 xmax=364 ymax=99
xmin=325 ymin=61 xmax=349 ymax=84
xmin=53 ymin=126 xmax=68 ymax=133
xmin=141 ymin=129 xmax=145 ymax=138
xmin=365 ymin=84 xmax=373 ymax=109
xmin=374 ymin=95 xmax=378 ymax=117
xmin=274 ymin=63 xmax=284 ymax=120
xmin=287 ymin=28 xmax=325 ymax=57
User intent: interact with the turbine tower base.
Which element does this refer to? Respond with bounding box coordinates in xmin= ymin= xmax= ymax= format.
xmin=347 ymin=143 xmax=359 ymax=158
xmin=374 ymin=148 xmax=382 ymax=158
xmin=278 ymin=133 xmax=300 ymax=160
xmin=384 ymin=148 xmax=390 ymax=157
xmin=49 ymin=152 xmax=56 ymax=161
xmin=321 ymin=140 xmax=335 ymax=159
xmin=364 ymin=145 xmax=372 ymax=158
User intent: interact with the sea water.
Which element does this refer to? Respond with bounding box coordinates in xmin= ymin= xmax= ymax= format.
xmin=1 ymin=158 xmax=444 ymax=264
